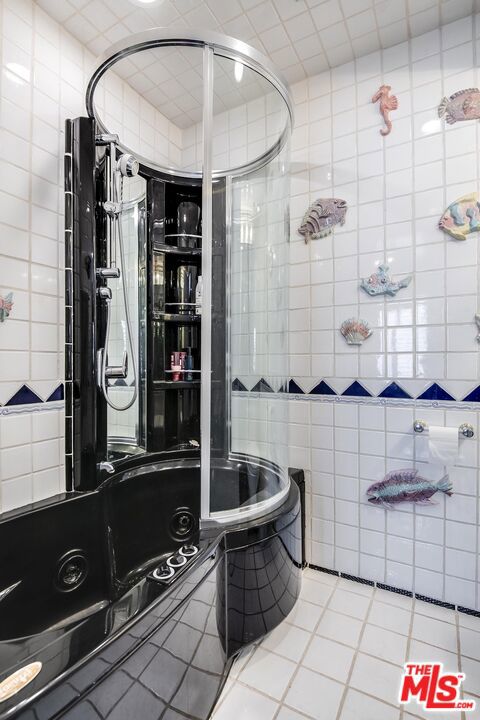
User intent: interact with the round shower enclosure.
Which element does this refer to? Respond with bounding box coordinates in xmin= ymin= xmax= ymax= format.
xmin=67 ymin=30 xmax=292 ymax=526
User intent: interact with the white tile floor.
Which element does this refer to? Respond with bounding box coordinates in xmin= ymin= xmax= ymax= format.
xmin=212 ymin=569 xmax=480 ymax=720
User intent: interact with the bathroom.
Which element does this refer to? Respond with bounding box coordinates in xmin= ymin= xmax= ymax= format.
xmin=0 ymin=0 xmax=480 ymax=717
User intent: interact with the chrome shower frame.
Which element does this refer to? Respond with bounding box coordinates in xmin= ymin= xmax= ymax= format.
xmin=85 ymin=28 xmax=294 ymax=180
xmin=85 ymin=29 xmax=293 ymax=525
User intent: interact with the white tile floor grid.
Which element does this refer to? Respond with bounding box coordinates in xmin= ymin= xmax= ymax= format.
xmin=212 ymin=568 xmax=480 ymax=720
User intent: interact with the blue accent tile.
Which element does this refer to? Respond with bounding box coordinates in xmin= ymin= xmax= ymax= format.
xmin=310 ymin=380 xmax=336 ymax=395
xmin=289 ymin=379 xmax=304 ymax=394
xmin=342 ymin=381 xmax=372 ymax=397
xmin=6 ymin=385 xmax=42 ymax=406
xmin=463 ymin=385 xmax=480 ymax=402
xmin=232 ymin=378 xmax=248 ymax=391
xmin=278 ymin=381 xmax=288 ymax=393
xmin=417 ymin=383 xmax=455 ymax=401
xmin=378 ymin=382 xmax=411 ymax=399
xmin=251 ymin=378 xmax=273 ymax=393
xmin=47 ymin=384 xmax=64 ymax=402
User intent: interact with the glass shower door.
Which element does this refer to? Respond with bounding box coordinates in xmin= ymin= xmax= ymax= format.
xmin=201 ymin=48 xmax=292 ymax=523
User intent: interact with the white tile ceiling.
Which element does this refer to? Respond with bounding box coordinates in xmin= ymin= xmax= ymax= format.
xmin=38 ymin=0 xmax=480 ymax=126
xmin=97 ymin=46 xmax=275 ymax=128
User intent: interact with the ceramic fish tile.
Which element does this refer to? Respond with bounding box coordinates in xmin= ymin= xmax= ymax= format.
xmin=438 ymin=88 xmax=480 ymax=124
xmin=297 ymin=198 xmax=347 ymax=242
xmin=439 ymin=193 xmax=480 ymax=241
xmin=360 ymin=264 xmax=411 ymax=297
xmin=475 ymin=314 xmax=480 ymax=342
xmin=367 ymin=469 xmax=452 ymax=508
xmin=0 ymin=292 xmax=13 ymax=322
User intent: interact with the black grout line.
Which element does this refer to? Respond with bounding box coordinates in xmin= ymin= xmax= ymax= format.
xmin=308 ymin=563 xmax=480 ymax=616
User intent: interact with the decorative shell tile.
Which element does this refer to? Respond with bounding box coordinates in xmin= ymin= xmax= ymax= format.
xmin=340 ymin=318 xmax=372 ymax=345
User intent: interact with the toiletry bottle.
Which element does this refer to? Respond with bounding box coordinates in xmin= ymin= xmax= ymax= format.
xmin=179 ymin=350 xmax=187 ymax=378
xmin=196 ymin=275 xmax=202 ymax=316
xmin=171 ymin=351 xmax=181 ymax=382
xmin=184 ymin=347 xmax=194 ymax=381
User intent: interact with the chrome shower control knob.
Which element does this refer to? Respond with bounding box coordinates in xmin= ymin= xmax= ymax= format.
xmin=152 ymin=566 xmax=174 ymax=581
xmin=179 ymin=545 xmax=198 ymax=558
xmin=167 ymin=555 xmax=187 ymax=569
xmin=117 ymin=153 xmax=139 ymax=177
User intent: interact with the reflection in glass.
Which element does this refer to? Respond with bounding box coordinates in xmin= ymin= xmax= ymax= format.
xmin=107 ymin=174 xmax=147 ymax=458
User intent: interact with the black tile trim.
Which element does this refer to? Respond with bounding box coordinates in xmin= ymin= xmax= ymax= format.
xmin=308 ymin=566 xmax=480 ymax=616
xmin=308 ymin=564 xmax=339 ymax=577
xmin=458 ymin=606 xmax=480 ymax=618
xmin=340 ymin=572 xmax=374 ymax=587
xmin=376 ymin=582 xmax=413 ymax=597
xmin=415 ymin=594 xmax=455 ymax=610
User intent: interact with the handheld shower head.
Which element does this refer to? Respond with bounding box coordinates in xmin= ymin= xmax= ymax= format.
xmin=117 ymin=153 xmax=139 ymax=177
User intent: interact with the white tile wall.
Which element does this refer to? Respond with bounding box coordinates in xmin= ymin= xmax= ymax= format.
xmin=0 ymin=0 xmax=181 ymax=512
xmin=290 ymin=398 xmax=480 ymax=610
xmin=288 ymin=17 xmax=480 ymax=399
xmin=283 ymin=15 xmax=480 ymax=609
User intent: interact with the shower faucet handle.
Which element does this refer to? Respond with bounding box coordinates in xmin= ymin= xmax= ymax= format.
xmin=98 ymin=462 xmax=115 ymax=474
xmin=105 ymin=351 xmax=128 ymax=380
xmin=104 ymin=200 xmax=122 ymax=218
xmin=95 ymin=133 xmax=119 ymax=145
xmin=97 ymin=267 xmax=120 ymax=279
xmin=98 ymin=286 xmax=112 ymax=301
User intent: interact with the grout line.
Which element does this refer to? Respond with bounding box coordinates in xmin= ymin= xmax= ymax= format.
xmin=400 ymin=588 xmax=416 ymax=720
xmin=271 ymin=574 xmax=339 ymax=719
xmin=334 ymin=584 xmax=377 ymax=720
xmin=455 ymin=607 xmax=466 ymax=720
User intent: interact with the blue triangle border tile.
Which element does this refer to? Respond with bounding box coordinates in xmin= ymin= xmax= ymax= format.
xmin=232 ymin=378 xmax=248 ymax=391
xmin=6 ymin=385 xmax=43 ymax=406
xmin=251 ymin=378 xmax=274 ymax=393
xmin=378 ymin=382 xmax=412 ymax=399
xmin=47 ymin=384 xmax=64 ymax=402
xmin=417 ymin=383 xmax=455 ymax=402
xmin=289 ymin=379 xmax=304 ymax=394
xmin=310 ymin=380 xmax=336 ymax=395
xmin=342 ymin=381 xmax=372 ymax=397
xmin=463 ymin=385 xmax=480 ymax=402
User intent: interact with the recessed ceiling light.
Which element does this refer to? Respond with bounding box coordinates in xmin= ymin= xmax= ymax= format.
xmin=131 ymin=0 xmax=160 ymax=4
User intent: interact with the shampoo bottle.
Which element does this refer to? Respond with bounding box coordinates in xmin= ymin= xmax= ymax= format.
xmin=195 ymin=275 xmax=202 ymax=316
xmin=184 ymin=347 xmax=194 ymax=381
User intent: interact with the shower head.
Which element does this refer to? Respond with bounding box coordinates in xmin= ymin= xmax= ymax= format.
xmin=117 ymin=153 xmax=139 ymax=178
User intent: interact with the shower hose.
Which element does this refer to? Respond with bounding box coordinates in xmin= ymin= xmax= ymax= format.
xmin=100 ymin=173 xmax=138 ymax=412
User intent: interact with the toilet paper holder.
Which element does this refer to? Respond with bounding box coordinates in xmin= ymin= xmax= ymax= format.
xmin=413 ymin=420 xmax=474 ymax=438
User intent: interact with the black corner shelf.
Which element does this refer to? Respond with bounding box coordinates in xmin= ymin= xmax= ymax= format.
xmin=153 ymin=312 xmax=201 ymax=323
xmin=153 ymin=242 xmax=201 ymax=257
xmin=154 ymin=380 xmax=201 ymax=390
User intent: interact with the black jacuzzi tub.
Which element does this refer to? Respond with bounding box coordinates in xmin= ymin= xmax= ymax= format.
xmin=0 ymin=462 xmax=302 ymax=720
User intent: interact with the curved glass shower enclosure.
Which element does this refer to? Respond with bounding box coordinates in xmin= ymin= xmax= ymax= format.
xmin=84 ymin=30 xmax=292 ymax=524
